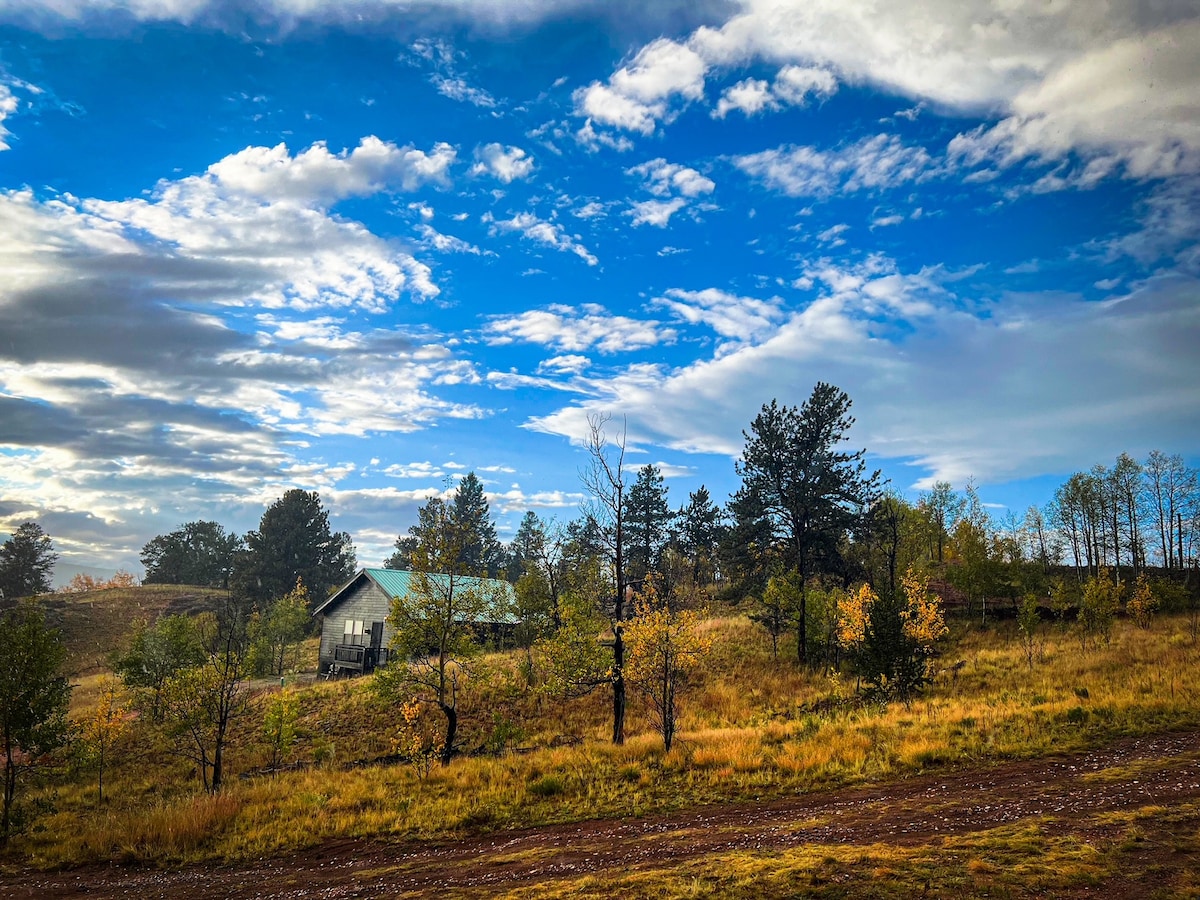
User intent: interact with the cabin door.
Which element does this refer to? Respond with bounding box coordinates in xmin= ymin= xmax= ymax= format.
xmin=369 ymin=621 xmax=386 ymax=668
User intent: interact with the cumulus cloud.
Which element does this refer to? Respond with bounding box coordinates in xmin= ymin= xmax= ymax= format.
xmin=564 ymin=1 xmax=1200 ymax=188
xmin=772 ymin=65 xmax=837 ymax=106
xmin=947 ymin=22 xmax=1200 ymax=183
xmin=471 ymin=143 xmax=535 ymax=183
xmin=713 ymin=66 xmax=836 ymax=119
xmin=712 ymin=78 xmax=775 ymax=119
xmin=484 ymin=303 xmax=675 ymax=353
xmin=627 ymin=158 xmax=715 ymax=198
xmin=625 ymin=157 xmax=715 ymax=227
xmin=627 ymin=197 xmax=687 ymax=228
xmin=483 ymin=210 xmax=598 ymax=265
xmin=205 ymin=136 xmax=456 ymax=206
xmin=573 ymin=37 xmax=707 ymax=135
xmin=0 ymin=137 xmax=492 ymax=563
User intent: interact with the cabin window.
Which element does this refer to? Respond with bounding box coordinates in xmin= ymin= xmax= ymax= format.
xmin=342 ymin=619 xmax=365 ymax=645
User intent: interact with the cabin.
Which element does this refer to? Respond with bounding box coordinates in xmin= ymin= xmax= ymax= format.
xmin=313 ymin=567 xmax=517 ymax=676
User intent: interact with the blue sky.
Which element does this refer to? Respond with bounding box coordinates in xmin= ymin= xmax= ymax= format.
xmin=0 ymin=1 xmax=1197 ymax=576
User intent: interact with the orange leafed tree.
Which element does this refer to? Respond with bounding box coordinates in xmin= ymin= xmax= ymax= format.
xmin=79 ymin=676 xmax=132 ymax=803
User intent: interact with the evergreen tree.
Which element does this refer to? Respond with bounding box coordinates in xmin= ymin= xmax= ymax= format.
xmin=676 ymin=485 xmax=722 ymax=584
xmin=0 ymin=522 xmax=57 ymax=602
xmin=719 ymin=486 xmax=776 ymax=601
xmin=506 ymin=511 xmax=546 ymax=582
xmin=234 ymin=490 xmax=356 ymax=607
xmin=736 ymin=385 xmax=881 ymax=664
xmin=387 ymin=476 xmax=505 ymax=577
xmin=451 ymin=473 xmax=505 ymax=577
xmin=623 ymin=464 xmax=673 ymax=582
xmin=141 ymin=520 xmax=242 ymax=587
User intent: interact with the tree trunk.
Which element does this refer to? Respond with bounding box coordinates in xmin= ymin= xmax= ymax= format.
xmin=211 ymin=722 xmax=225 ymax=793
xmin=611 ymin=628 xmax=626 ymax=745
xmin=439 ymin=703 xmax=457 ymax=766
xmin=2 ymin=742 xmax=14 ymax=845
xmin=662 ymin=675 xmax=675 ymax=753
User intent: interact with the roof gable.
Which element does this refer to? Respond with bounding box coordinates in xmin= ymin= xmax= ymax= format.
xmin=313 ymin=567 xmax=517 ymax=623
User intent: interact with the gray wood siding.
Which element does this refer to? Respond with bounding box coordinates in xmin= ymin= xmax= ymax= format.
xmin=317 ymin=577 xmax=395 ymax=670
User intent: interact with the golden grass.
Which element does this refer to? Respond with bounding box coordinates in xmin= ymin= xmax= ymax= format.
xmin=11 ymin=612 xmax=1200 ymax=869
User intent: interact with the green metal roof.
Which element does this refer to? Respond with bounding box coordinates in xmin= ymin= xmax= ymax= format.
xmin=314 ymin=566 xmax=517 ymax=624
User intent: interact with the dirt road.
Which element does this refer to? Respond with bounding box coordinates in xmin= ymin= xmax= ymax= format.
xmin=5 ymin=730 xmax=1199 ymax=898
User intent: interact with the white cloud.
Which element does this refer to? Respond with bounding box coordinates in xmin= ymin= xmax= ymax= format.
xmin=483 ymin=210 xmax=598 ymax=266
xmin=1104 ymin=180 xmax=1200 ymax=274
xmin=817 ymin=223 xmax=849 ymax=246
xmin=713 ymin=67 xmax=837 ymax=119
xmin=484 ymin=303 xmax=675 ymax=353
xmin=734 ymin=133 xmax=935 ymax=198
xmin=203 ymin=136 xmax=456 ymax=207
xmin=573 ymin=118 xmax=635 ymax=153
xmin=625 ymin=158 xmax=715 ymax=227
xmin=627 ymin=197 xmax=687 ymax=228
xmin=947 ymin=22 xmax=1200 ymax=183
xmin=537 ymin=354 xmax=591 ymax=375
xmin=0 ymin=144 xmax=489 ymax=455
xmin=431 ymin=74 xmax=497 ymax=108
xmin=713 ymin=78 xmax=776 ymax=119
xmin=471 ymin=143 xmax=535 ymax=183
xmin=653 ymin=287 xmax=786 ymax=347
xmin=772 ymin=65 xmax=837 ymax=106
xmin=559 ymin=1 xmax=1200 ymax=188
xmin=487 ymin=486 xmax=587 ymax=514
xmin=627 ymin=158 xmax=715 ymax=198
xmin=572 ymin=200 xmax=608 ymax=219
xmin=573 ymin=37 xmax=708 ymax=135
xmin=654 ymin=462 xmax=696 ymax=478
xmin=414 ymin=223 xmax=483 ymax=255
xmin=0 ymin=82 xmax=18 ymax=151
xmin=526 ymin=257 xmax=1200 ymax=487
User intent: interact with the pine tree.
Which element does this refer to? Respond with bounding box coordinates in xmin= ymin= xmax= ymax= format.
xmin=623 ymin=464 xmax=673 ymax=582
xmin=234 ymin=490 xmax=356 ymax=607
xmin=0 ymin=523 xmax=57 ymax=602
xmin=737 ymin=386 xmax=881 ymax=664
xmin=451 ymin=473 xmax=505 ymax=576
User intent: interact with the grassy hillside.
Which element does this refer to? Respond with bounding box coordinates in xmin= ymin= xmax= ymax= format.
xmin=9 ymin=609 xmax=1200 ymax=876
xmin=39 ymin=584 xmax=230 ymax=676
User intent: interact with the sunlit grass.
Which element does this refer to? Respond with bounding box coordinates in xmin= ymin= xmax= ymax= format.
xmin=12 ymin=612 xmax=1200 ymax=868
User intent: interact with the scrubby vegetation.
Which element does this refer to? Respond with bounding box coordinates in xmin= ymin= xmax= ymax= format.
xmin=4 ymin=597 xmax=1199 ymax=872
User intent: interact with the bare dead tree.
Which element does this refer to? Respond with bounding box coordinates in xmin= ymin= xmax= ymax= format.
xmin=580 ymin=413 xmax=629 ymax=745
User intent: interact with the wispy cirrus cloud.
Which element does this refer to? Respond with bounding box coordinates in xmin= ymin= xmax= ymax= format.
xmin=482 ymin=209 xmax=598 ymax=265
xmin=733 ymin=134 xmax=935 ymax=199
xmin=484 ymin=303 xmax=674 ymax=353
